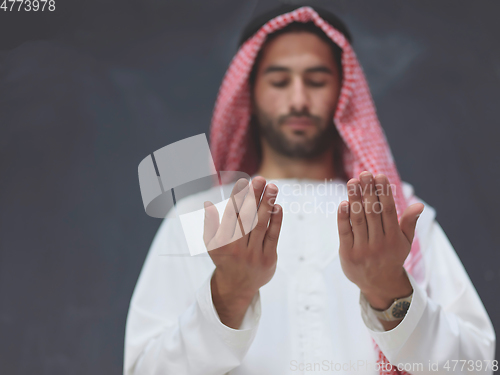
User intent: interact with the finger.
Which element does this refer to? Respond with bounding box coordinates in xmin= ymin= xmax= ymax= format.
xmin=218 ymin=178 xmax=248 ymax=243
xmin=399 ymin=203 xmax=425 ymax=245
xmin=263 ymin=203 xmax=283 ymax=259
xmin=203 ymin=201 xmax=220 ymax=250
xmin=374 ymin=174 xmax=399 ymax=237
xmin=337 ymin=200 xmax=353 ymax=250
xmin=238 ymin=176 xmax=266 ymax=241
xmin=359 ymin=171 xmax=384 ymax=243
xmin=347 ymin=178 xmax=368 ymax=246
xmin=248 ymin=183 xmax=278 ymax=249
xmin=232 ymin=178 xmax=250 ymax=211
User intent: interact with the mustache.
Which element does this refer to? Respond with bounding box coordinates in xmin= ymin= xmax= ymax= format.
xmin=277 ymin=113 xmax=322 ymax=126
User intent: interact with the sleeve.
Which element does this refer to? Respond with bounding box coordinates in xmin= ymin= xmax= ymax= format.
xmin=359 ymin=210 xmax=496 ymax=373
xmin=123 ymin=212 xmax=262 ymax=375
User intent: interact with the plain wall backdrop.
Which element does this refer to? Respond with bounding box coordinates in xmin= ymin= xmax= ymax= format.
xmin=1 ymin=0 xmax=499 ymax=373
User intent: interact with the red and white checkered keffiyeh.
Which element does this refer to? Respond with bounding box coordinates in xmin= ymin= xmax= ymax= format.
xmin=209 ymin=6 xmax=423 ymax=374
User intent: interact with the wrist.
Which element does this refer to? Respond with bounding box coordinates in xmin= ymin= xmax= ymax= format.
xmin=361 ymin=268 xmax=413 ymax=310
xmin=211 ymin=269 xmax=257 ymax=310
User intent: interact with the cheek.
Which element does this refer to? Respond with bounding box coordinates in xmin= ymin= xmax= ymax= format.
xmin=254 ymin=84 xmax=288 ymax=117
xmin=311 ymin=88 xmax=340 ymax=117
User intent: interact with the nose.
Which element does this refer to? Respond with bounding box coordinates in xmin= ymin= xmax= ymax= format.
xmin=289 ymin=76 xmax=310 ymax=114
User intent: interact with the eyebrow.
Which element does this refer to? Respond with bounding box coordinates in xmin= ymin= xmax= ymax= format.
xmin=263 ymin=65 xmax=334 ymax=75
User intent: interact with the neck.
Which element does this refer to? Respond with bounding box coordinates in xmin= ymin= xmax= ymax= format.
xmin=255 ymin=139 xmax=337 ymax=181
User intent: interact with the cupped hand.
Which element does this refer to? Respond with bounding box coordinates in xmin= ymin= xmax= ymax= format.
xmin=337 ymin=172 xmax=424 ymax=310
xmin=203 ymin=176 xmax=283 ymax=314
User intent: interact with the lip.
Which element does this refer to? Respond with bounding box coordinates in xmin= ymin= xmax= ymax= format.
xmin=283 ymin=118 xmax=315 ymax=130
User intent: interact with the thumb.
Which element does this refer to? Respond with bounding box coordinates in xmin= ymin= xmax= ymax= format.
xmin=399 ymin=203 xmax=425 ymax=245
xmin=203 ymin=201 xmax=220 ymax=248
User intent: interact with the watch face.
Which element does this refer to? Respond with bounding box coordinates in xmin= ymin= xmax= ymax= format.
xmin=391 ymin=301 xmax=411 ymax=319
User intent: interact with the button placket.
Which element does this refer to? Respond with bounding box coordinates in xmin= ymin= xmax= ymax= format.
xmin=297 ymin=267 xmax=327 ymax=369
xmin=295 ymin=285 xmax=307 ymax=371
xmin=296 ymin=196 xmax=307 ymax=268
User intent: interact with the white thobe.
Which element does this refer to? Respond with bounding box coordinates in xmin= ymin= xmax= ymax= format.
xmin=124 ymin=177 xmax=496 ymax=375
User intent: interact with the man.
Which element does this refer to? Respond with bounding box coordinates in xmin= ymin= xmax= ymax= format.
xmin=124 ymin=5 xmax=495 ymax=375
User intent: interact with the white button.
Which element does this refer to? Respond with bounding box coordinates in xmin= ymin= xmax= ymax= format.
xmin=304 ymin=305 xmax=310 ymax=311
xmin=299 ymin=256 xmax=304 ymax=262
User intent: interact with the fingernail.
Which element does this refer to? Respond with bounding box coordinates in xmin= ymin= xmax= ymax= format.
xmin=267 ymin=183 xmax=278 ymax=193
xmin=204 ymin=201 xmax=210 ymax=209
xmin=237 ymin=179 xmax=248 ymax=189
xmin=339 ymin=201 xmax=349 ymax=213
xmin=251 ymin=177 xmax=265 ymax=189
xmin=360 ymin=173 xmax=372 ymax=184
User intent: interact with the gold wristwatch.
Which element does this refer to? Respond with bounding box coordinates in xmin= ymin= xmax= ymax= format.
xmin=371 ymin=293 xmax=413 ymax=321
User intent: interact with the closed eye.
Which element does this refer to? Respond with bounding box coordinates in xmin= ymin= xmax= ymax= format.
xmin=306 ymin=80 xmax=327 ymax=87
xmin=270 ymin=80 xmax=289 ymax=88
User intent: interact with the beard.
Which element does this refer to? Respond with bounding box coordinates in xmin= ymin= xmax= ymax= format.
xmin=252 ymin=106 xmax=337 ymax=159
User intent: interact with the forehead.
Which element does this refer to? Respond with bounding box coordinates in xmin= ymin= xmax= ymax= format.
xmin=256 ymin=31 xmax=338 ymax=72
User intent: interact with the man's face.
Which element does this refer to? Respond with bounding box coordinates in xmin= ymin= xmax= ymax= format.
xmin=252 ymin=31 xmax=342 ymax=159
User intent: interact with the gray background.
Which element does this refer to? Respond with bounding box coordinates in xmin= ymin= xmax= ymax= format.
xmin=1 ymin=0 xmax=499 ymax=373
